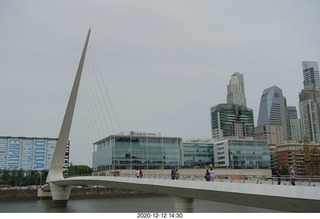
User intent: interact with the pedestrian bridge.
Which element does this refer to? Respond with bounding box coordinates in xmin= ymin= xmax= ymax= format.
xmin=46 ymin=175 xmax=320 ymax=212
xmin=44 ymin=29 xmax=320 ymax=213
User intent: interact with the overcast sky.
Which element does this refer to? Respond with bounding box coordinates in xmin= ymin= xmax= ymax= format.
xmin=1 ymin=1 xmax=320 ymax=165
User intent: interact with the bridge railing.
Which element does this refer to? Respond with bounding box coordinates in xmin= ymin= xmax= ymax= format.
xmin=87 ymin=172 xmax=320 ymax=187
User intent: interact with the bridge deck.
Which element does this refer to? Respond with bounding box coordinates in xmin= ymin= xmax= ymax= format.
xmin=51 ymin=176 xmax=320 ymax=212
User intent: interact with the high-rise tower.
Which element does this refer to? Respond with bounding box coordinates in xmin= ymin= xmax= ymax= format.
xmin=299 ymin=61 xmax=320 ymax=143
xmin=302 ymin=61 xmax=320 ymax=91
xmin=287 ymin=106 xmax=302 ymax=141
xmin=299 ymin=87 xmax=320 ymax=143
xmin=211 ymin=72 xmax=253 ymax=140
xmin=226 ymin=72 xmax=247 ymax=106
xmin=257 ymin=86 xmax=287 ymax=140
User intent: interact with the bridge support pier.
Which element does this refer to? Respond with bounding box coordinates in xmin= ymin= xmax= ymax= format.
xmin=171 ymin=196 xmax=194 ymax=213
xmin=49 ymin=182 xmax=72 ymax=206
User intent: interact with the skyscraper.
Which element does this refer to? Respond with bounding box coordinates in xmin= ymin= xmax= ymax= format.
xmin=287 ymin=106 xmax=302 ymax=141
xmin=283 ymin=97 xmax=292 ymax=141
xmin=302 ymin=61 xmax=320 ymax=91
xmin=257 ymin=86 xmax=287 ymax=140
xmin=211 ymin=72 xmax=254 ymax=140
xmin=298 ymin=87 xmax=320 ymax=143
xmin=226 ymin=72 xmax=247 ymax=106
xmin=299 ymin=61 xmax=320 ymax=143
xmin=287 ymin=106 xmax=298 ymax=120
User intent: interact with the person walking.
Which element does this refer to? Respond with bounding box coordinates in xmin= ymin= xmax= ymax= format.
xmin=276 ymin=166 xmax=281 ymax=185
xmin=210 ymin=168 xmax=216 ymax=181
xmin=139 ymin=169 xmax=143 ymax=178
xmin=175 ymin=169 xmax=180 ymax=180
xmin=205 ymin=169 xmax=211 ymax=182
xmin=136 ymin=169 xmax=140 ymax=178
xmin=171 ymin=169 xmax=175 ymax=180
xmin=289 ymin=167 xmax=296 ymax=186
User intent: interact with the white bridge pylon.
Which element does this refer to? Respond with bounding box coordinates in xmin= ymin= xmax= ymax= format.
xmin=46 ymin=28 xmax=91 ymax=206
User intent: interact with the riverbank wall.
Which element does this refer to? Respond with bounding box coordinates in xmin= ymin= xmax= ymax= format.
xmin=0 ymin=188 xmax=38 ymax=201
xmin=0 ymin=187 xmax=160 ymax=201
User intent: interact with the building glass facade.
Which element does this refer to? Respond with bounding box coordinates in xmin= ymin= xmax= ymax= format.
xmin=286 ymin=105 xmax=302 ymax=141
xmin=183 ymin=140 xmax=214 ymax=167
xmin=257 ymin=86 xmax=287 ymax=140
xmin=211 ymin=104 xmax=255 ymax=140
xmin=213 ymin=139 xmax=270 ymax=169
xmin=287 ymin=106 xmax=298 ymax=119
xmin=302 ymin=61 xmax=320 ymax=91
xmin=92 ymin=133 xmax=183 ymax=171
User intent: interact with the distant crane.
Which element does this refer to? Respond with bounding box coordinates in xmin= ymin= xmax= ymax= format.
xmin=303 ymin=136 xmax=320 ymax=176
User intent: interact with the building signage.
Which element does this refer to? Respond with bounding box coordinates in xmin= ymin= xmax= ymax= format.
xmin=129 ymin=131 xmax=161 ymax=137
xmin=7 ymin=139 xmax=21 ymax=169
xmin=0 ymin=137 xmax=67 ymax=171
xmin=21 ymin=139 xmax=33 ymax=170
xmin=0 ymin=138 xmax=8 ymax=169
xmin=33 ymin=140 xmax=46 ymax=170
xmin=63 ymin=142 xmax=70 ymax=173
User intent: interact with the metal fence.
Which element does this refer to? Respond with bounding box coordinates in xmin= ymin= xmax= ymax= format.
xmin=87 ymin=172 xmax=320 ymax=187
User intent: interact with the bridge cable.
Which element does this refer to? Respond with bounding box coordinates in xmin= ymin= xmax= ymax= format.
xmin=85 ymin=50 xmax=113 ymax=135
xmin=89 ymin=44 xmax=122 ymax=133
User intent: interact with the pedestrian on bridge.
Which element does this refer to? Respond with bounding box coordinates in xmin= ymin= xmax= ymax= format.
xmin=139 ymin=169 xmax=143 ymax=178
xmin=289 ymin=167 xmax=296 ymax=186
xmin=171 ymin=169 xmax=175 ymax=180
xmin=175 ymin=169 xmax=180 ymax=180
xmin=205 ymin=169 xmax=211 ymax=181
xmin=210 ymin=168 xmax=215 ymax=181
xmin=276 ymin=166 xmax=281 ymax=185
xmin=136 ymin=169 xmax=140 ymax=178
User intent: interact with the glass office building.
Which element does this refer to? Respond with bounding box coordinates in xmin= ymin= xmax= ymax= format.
xmin=92 ymin=132 xmax=183 ymax=171
xmin=183 ymin=140 xmax=214 ymax=167
xmin=213 ymin=138 xmax=270 ymax=169
xmin=211 ymin=103 xmax=255 ymax=140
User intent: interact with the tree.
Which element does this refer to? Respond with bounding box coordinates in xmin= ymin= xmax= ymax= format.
xmin=25 ymin=170 xmax=39 ymax=185
xmin=9 ymin=170 xmax=18 ymax=186
xmin=40 ymin=170 xmax=48 ymax=185
xmin=68 ymin=164 xmax=93 ymax=176
xmin=1 ymin=170 xmax=49 ymax=187
xmin=17 ymin=170 xmax=24 ymax=186
xmin=1 ymin=170 xmax=10 ymax=183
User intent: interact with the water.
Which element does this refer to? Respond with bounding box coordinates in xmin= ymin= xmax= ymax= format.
xmin=0 ymin=196 xmax=280 ymax=213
